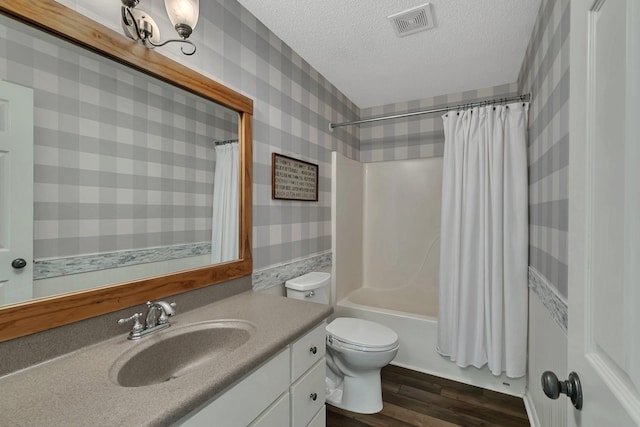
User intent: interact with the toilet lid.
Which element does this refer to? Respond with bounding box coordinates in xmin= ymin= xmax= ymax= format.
xmin=326 ymin=318 xmax=398 ymax=351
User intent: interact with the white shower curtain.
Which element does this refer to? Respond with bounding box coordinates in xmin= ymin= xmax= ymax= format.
xmin=437 ymin=102 xmax=529 ymax=378
xmin=211 ymin=142 xmax=239 ymax=264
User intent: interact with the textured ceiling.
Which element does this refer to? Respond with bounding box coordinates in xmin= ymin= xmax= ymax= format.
xmin=237 ymin=0 xmax=541 ymax=108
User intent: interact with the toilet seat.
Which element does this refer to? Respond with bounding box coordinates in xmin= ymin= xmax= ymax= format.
xmin=326 ymin=318 xmax=399 ymax=353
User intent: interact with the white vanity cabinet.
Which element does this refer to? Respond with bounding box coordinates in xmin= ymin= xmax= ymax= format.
xmin=178 ymin=322 xmax=327 ymax=427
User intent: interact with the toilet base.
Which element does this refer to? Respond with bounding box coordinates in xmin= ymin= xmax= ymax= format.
xmin=325 ymin=370 xmax=383 ymax=414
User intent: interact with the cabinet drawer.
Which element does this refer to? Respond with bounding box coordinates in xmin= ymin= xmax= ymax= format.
xmin=307 ymin=406 xmax=326 ymax=427
xmin=291 ymin=322 xmax=326 ymax=381
xmin=291 ymin=359 xmax=326 ymax=427
xmin=249 ymin=392 xmax=289 ymax=427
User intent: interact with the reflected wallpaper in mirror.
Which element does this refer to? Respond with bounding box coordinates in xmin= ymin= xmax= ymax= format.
xmin=0 ymin=13 xmax=239 ymax=305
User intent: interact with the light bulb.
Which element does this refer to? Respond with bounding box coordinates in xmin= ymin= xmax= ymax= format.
xmin=164 ymin=0 xmax=199 ymax=31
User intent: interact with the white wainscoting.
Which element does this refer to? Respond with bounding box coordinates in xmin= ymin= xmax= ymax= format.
xmin=525 ymin=289 xmax=568 ymax=427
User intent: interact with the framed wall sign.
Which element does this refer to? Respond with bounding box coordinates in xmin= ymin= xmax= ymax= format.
xmin=272 ymin=153 xmax=318 ymax=201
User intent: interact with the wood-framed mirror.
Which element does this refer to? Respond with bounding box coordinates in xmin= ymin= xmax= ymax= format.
xmin=0 ymin=0 xmax=253 ymax=343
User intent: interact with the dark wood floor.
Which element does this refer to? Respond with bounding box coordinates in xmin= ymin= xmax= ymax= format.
xmin=327 ymin=365 xmax=530 ymax=427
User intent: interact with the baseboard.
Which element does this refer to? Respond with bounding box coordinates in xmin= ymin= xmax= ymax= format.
xmin=523 ymin=389 xmax=541 ymax=427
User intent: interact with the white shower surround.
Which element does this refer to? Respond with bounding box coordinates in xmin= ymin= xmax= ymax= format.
xmin=331 ymin=152 xmax=526 ymax=396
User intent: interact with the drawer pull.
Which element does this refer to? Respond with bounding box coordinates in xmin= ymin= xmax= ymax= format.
xmin=310 ymin=393 xmax=318 ymax=401
xmin=309 ymin=346 xmax=317 ymax=355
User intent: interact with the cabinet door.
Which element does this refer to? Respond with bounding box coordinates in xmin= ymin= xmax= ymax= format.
xmin=307 ymin=406 xmax=326 ymax=427
xmin=178 ymin=349 xmax=289 ymax=427
xmin=291 ymin=359 xmax=326 ymax=427
xmin=249 ymin=392 xmax=289 ymax=427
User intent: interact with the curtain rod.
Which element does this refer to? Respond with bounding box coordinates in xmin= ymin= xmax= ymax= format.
xmin=329 ymin=93 xmax=531 ymax=129
xmin=214 ymin=139 xmax=238 ymax=145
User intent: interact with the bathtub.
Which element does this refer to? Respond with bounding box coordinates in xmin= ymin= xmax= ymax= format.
xmin=331 ymin=153 xmax=526 ymax=397
xmin=334 ymin=287 xmax=527 ymax=397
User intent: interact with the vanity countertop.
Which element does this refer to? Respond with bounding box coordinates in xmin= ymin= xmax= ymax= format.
xmin=0 ymin=291 xmax=332 ymax=426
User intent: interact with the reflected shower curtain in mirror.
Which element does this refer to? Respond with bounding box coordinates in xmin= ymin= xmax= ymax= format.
xmin=211 ymin=142 xmax=239 ymax=263
xmin=437 ymin=103 xmax=528 ymax=378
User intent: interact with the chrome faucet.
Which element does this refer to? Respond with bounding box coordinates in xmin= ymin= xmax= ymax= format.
xmin=145 ymin=300 xmax=176 ymax=328
xmin=118 ymin=300 xmax=176 ymax=340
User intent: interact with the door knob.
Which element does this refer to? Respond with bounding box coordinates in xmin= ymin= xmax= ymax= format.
xmin=11 ymin=258 xmax=27 ymax=269
xmin=541 ymin=371 xmax=583 ymax=410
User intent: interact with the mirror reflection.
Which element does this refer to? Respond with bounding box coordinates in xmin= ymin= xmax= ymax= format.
xmin=0 ymin=13 xmax=240 ymax=307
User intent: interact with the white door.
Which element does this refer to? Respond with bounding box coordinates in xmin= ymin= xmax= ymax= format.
xmin=0 ymin=80 xmax=33 ymax=305
xmin=568 ymin=1 xmax=640 ymax=425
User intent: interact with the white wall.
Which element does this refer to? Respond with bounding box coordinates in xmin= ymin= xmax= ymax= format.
xmin=331 ymin=152 xmax=363 ymax=304
xmin=362 ymin=157 xmax=442 ymax=291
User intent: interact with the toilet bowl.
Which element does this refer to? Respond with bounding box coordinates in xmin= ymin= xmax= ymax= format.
xmin=285 ymin=272 xmax=400 ymax=414
xmin=325 ymin=317 xmax=399 ymax=414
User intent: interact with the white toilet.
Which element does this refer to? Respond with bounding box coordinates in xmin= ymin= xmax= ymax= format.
xmin=285 ymin=272 xmax=399 ymax=414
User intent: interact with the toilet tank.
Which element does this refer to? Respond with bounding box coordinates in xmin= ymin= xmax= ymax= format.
xmin=285 ymin=272 xmax=330 ymax=305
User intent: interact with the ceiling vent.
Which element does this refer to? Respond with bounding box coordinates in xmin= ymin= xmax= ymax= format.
xmin=388 ymin=3 xmax=435 ymax=37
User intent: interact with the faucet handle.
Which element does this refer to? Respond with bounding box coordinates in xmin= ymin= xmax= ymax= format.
xmin=118 ymin=312 xmax=144 ymax=336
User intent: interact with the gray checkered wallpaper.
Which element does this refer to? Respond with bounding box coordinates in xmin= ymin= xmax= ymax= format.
xmin=2 ymin=0 xmax=359 ymax=271
xmin=0 ymin=14 xmax=238 ymax=260
xmin=359 ymin=84 xmax=518 ymax=163
xmin=193 ymin=0 xmax=360 ymax=269
xmin=5 ymin=0 xmax=563 ymax=288
xmin=518 ymin=0 xmax=570 ymax=298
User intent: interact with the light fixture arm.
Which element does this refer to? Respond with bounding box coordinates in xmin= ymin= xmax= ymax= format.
xmin=146 ymin=36 xmax=196 ymax=56
xmin=122 ymin=6 xmax=142 ymax=37
xmin=121 ymin=5 xmax=197 ymax=56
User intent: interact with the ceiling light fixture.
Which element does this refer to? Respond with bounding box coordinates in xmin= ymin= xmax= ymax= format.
xmin=121 ymin=0 xmax=199 ymax=55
